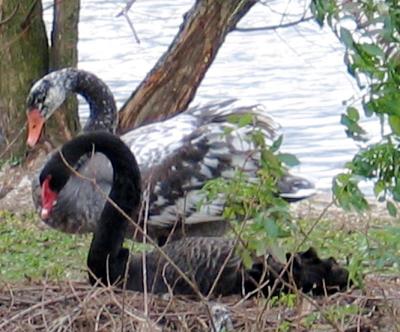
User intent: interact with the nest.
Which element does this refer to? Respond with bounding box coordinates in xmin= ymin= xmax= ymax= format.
xmin=1 ymin=276 xmax=399 ymax=331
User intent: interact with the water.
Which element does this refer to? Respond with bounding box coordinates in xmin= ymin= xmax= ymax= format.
xmin=43 ymin=0 xmax=379 ymax=192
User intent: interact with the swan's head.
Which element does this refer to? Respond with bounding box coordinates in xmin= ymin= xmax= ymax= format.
xmin=39 ymin=154 xmax=70 ymax=220
xmin=26 ymin=71 xmax=70 ymax=147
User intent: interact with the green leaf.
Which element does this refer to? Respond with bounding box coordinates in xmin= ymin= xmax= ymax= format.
xmin=278 ymin=153 xmax=300 ymax=167
xmin=261 ymin=149 xmax=281 ymax=170
xmin=251 ymin=130 xmax=266 ymax=148
xmin=253 ymin=239 xmax=268 ymax=256
xmin=340 ymin=114 xmax=351 ymax=128
xmin=240 ymin=248 xmax=253 ymax=269
xmin=387 ymin=201 xmax=397 ymax=217
xmin=270 ymin=243 xmax=286 ymax=264
xmin=389 ymin=115 xmax=400 ymax=135
xmin=271 ymin=135 xmax=283 ymax=153
xmin=263 ymin=217 xmax=280 ymax=239
xmin=359 ymin=43 xmax=384 ymax=57
xmin=374 ymin=180 xmax=385 ymax=197
xmin=347 ymin=107 xmax=360 ymax=121
xmin=238 ymin=114 xmax=253 ymax=127
xmin=310 ymin=0 xmax=325 ymax=27
xmin=340 ymin=27 xmax=354 ymax=49
xmin=341 ymin=111 xmax=367 ymax=142
xmin=227 ymin=114 xmax=253 ymax=127
xmin=393 ymin=181 xmax=400 ymax=202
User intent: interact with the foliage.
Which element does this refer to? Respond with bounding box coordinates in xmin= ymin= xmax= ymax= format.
xmin=202 ymin=122 xmax=298 ymax=263
xmin=269 ymin=293 xmax=298 ymax=309
xmin=201 ymin=115 xmax=399 ymax=292
xmin=311 ymin=0 xmax=400 ymax=214
xmin=287 ymin=218 xmax=400 ymax=287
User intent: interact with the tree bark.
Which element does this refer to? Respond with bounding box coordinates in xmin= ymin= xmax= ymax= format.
xmin=117 ymin=0 xmax=257 ymax=134
xmin=44 ymin=0 xmax=80 ymax=148
xmin=0 ymin=0 xmax=48 ymax=159
xmin=0 ymin=0 xmax=80 ymax=158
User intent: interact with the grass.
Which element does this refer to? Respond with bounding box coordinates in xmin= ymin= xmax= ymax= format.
xmin=0 ymin=210 xmax=150 ymax=283
xmin=284 ymin=217 xmax=400 ymax=286
xmin=0 ymin=210 xmax=90 ymax=282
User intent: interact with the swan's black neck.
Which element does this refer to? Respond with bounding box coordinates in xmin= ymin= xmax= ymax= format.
xmin=63 ymin=68 xmax=118 ymax=133
xmin=41 ymin=132 xmax=140 ymax=285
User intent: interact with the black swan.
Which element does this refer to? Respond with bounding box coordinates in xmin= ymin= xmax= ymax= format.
xmin=39 ymin=131 xmax=349 ymax=296
xmin=28 ymin=68 xmax=316 ymax=241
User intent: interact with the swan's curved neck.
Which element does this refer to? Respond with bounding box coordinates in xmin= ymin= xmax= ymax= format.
xmin=60 ymin=68 xmax=118 ymax=133
xmin=56 ymin=133 xmax=141 ymax=255
xmin=40 ymin=132 xmax=140 ymax=285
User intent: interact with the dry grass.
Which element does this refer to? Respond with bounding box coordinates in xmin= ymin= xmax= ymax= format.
xmin=0 ymin=275 xmax=399 ymax=332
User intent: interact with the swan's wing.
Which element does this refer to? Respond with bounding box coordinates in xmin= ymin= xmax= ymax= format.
xmin=123 ymin=113 xmax=199 ymax=172
xmin=122 ymin=103 xmax=278 ymax=228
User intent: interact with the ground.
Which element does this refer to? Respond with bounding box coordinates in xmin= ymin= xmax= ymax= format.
xmin=0 ymin=161 xmax=399 ymax=331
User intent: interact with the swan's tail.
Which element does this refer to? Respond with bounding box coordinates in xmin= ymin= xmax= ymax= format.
xmin=245 ymin=247 xmax=351 ymax=296
xmin=188 ymin=99 xmax=315 ymax=203
xmin=278 ymin=173 xmax=317 ymax=202
xmin=186 ymin=99 xmax=280 ymax=141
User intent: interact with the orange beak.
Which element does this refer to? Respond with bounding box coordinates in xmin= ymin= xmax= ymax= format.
xmin=27 ymin=109 xmax=45 ymax=147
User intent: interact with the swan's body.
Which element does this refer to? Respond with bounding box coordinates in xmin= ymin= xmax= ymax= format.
xmin=28 ymin=68 xmax=316 ymax=242
xmin=39 ymin=132 xmax=349 ymax=296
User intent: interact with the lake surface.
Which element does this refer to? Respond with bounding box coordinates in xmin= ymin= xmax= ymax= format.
xmin=43 ymin=0 xmax=379 ymax=192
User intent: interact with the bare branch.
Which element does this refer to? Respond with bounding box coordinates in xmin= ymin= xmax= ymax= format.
xmin=116 ymin=1 xmax=141 ymax=44
xmin=236 ymin=15 xmax=314 ymax=32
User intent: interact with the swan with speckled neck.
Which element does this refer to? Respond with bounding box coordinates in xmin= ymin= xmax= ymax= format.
xmin=28 ymin=68 xmax=316 ymax=243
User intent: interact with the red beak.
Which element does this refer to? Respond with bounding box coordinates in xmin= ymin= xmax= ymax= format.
xmin=27 ymin=109 xmax=45 ymax=147
xmin=41 ymin=176 xmax=58 ymax=220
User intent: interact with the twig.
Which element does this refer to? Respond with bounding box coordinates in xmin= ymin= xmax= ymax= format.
xmin=116 ymin=0 xmax=140 ymax=44
xmin=95 ymin=303 xmax=107 ymax=332
xmin=0 ymin=126 xmax=26 ymax=160
xmin=116 ymin=0 xmax=136 ymax=17
xmin=236 ymin=16 xmax=314 ymax=32
xmin=0 ymin=290 xmax=97 ymax=329
xmin=206 ymin=217 xmax=248 ymax=298
xmin=40 ymin=277 xmax=49 ymax=331
xmin=141 ymin=185 xmax=151 ymax=328
xmin=0 ymin=3 xmax=19 ymax=25
xmin=108 ymin=288 xmax=150 ymax=324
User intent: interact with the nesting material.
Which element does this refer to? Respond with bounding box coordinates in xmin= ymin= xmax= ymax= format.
xmin=1 ymin=276 xmax=399 ymax=331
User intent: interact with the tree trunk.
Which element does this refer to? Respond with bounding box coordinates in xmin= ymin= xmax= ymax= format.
xmin=0 ymin=0 xmax=48 ymax=159
xmin=117 ymin=0 xmax=257 ymax=134
xmin=0 ymin=0 xmax=80 ymax=158
xmin=44 ymin=0 xmax=80 ymax=148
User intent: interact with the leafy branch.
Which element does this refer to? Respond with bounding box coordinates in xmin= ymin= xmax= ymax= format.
xmin=311 ymin=0 xmax=400 ymax=214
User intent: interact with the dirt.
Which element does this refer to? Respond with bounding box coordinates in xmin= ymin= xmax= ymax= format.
xmin=0 ymin=150 xmax=48 ymax=213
